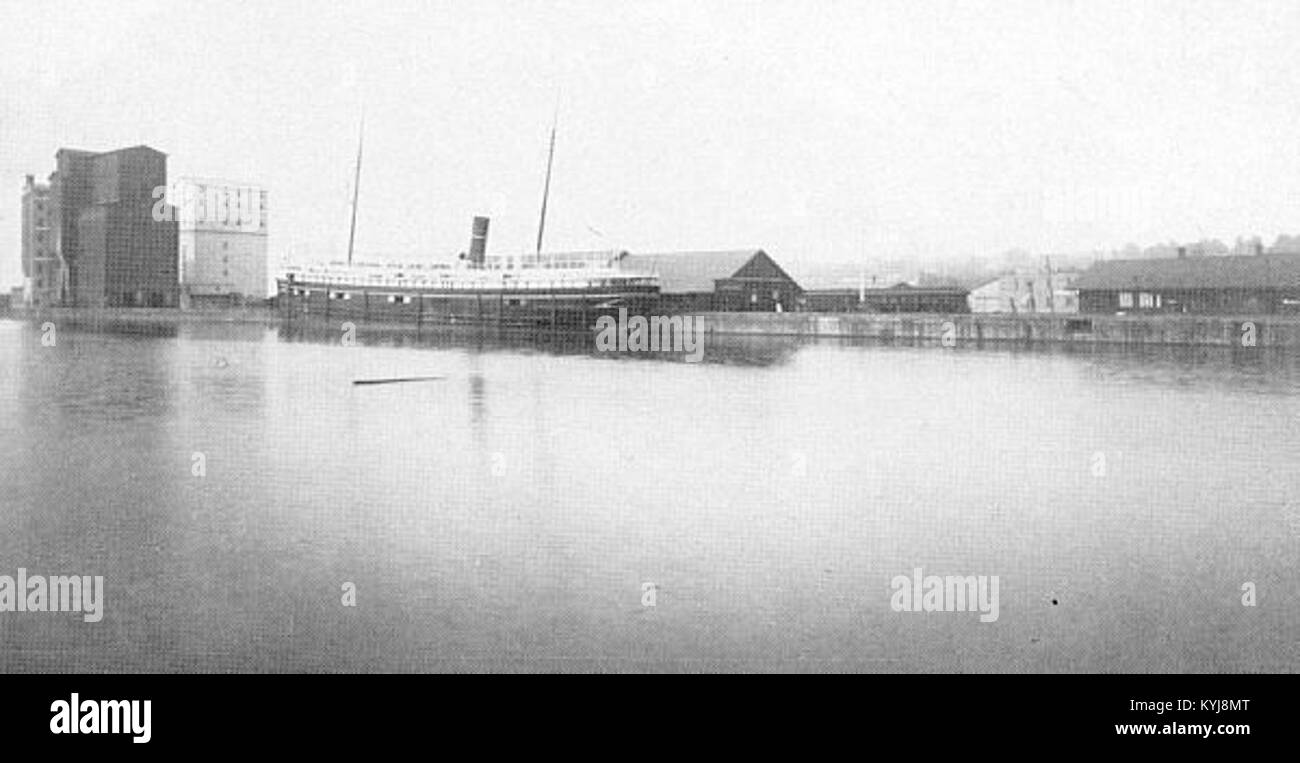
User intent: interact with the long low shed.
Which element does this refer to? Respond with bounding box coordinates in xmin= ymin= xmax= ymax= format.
xmin=802 ymin=285 xmax=971 ymax=313
xmin=1075 ymin=254 xmax=1300 ymax=315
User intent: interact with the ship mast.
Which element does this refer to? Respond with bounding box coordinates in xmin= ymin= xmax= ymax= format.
xmin=534 ymin=98 xmax=559 ymax=258
xmin=346 ymin=115 xmax=365 ymax=266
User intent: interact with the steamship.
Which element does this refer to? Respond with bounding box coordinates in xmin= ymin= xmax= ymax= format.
xmin=277 ymin=219 xmax=661 ymax=328
xmin=278 ymin=114 xmax=661 ymax=328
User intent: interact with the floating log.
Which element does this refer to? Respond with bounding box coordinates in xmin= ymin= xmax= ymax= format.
xmin=352 ymin=376 xmax=445 ymax=386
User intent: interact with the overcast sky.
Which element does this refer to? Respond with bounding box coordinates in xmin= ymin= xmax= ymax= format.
xmin=3 ymin=0 xmax=1299 ymax=288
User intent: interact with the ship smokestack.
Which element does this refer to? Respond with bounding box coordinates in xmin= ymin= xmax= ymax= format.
xmin=469 ymin=216 xmax=489 ymax=267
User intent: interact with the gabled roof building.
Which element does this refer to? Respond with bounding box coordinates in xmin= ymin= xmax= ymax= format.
xmin=617 ymin=249 xmax=802 ymax=312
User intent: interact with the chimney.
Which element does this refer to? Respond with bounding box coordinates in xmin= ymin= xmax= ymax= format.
xmin=469 ymin=216 xmax=489 ymax=267
xmin=1177 ymin=246 xmax=1186 ymax=259
xmin=1256 ymin=240 xmax=1264 ymax=256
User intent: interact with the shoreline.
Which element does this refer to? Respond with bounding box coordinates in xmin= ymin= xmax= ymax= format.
xmin=4 ymin=306 xmax=1300 ymax=348
xmin=702 ymin=312 xmax=1300 ymax=348
xmin=3 ymin=306 xmax=280 ymax=327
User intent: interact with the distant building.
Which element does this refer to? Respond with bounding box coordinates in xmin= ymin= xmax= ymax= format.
xmin=50 ymin=145 xmax=178 ymax=308
xmin=803 ymin=283 xmax=970 ymax=313
xmin=1075 ymin=253 xmax=1300 ymax=314
xmin=617 ymin=250 xmax=802 ymax=312
xmin=968 ymin=271 xmax=1079 ymax=314
xmin=20 ymin=174 xmax=61 ymax=307
xmin=172 ymin=178 xmax=269 ymax=306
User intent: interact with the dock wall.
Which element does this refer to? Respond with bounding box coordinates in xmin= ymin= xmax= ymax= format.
xmin=6 ymin=306 xmax=279 ymax=327
xmin=700 ymin=312 xmax=1300 ymax=348
xmin=11 ymin=306 xmax=1300 ymax=348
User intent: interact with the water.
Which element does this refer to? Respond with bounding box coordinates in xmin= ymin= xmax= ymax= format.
xmin=1 ymin=318 xmax=1297 ymax=672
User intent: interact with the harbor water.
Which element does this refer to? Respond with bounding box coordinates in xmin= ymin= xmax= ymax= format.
xmin=1 ymin=318 xmax=1297 ymax=672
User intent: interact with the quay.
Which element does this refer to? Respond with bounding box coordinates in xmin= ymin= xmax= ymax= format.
xmin=8 ymin=305 xmax=1300 ymax=349
xmin=4 ymin=306 xmax=279 ymax=328
xmin=701 ymin=312 xmax=1300 ymax=348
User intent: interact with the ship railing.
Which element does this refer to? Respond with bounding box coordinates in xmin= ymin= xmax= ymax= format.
xmin=282 ymin=270 xmax=658 ymax=291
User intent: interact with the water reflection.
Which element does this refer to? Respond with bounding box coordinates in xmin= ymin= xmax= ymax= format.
xmin=468 ymin=373 xmax=487 ymax=424
xmin=825 ymin=334 xmax=1300 ymax=396
xmin=0 ymin=321 xmax=194 ymax=669
xmin=274 ymin=321 xmax=803 ymax=368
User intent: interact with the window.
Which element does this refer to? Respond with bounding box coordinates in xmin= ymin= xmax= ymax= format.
xmin=1139 ymin=292 xmax=1154 ymax=308
xmin=1119 ymin=292 xmax=1133 ymax=308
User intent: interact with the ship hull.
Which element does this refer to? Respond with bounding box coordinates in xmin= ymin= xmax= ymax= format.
xmin=276 ymin=279 xmax=660 ymax=330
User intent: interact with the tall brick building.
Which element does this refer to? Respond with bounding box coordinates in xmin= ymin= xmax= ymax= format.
xmin=47 ymin=145 xmax=179 ymax=308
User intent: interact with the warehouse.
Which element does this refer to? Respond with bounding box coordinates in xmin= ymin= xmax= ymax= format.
xmin=616 ymin=249 xmax=803 ymax=312
xmin=802 ymin=283 xmax=971 ymax=313
xmin=1074 ymin=254 xmax=1300 ymax=315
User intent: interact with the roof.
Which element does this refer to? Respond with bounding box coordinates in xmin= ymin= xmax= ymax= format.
xmin=617 ymin=250 xmax=765 ymax=294
xmin=807 ymin=284 xmax=970 ymax=296
xmin=884 ymin=283 xmax=969 ymax=294
xmin=57 ymin=145 xmax=166 ymax=158
xmin=1074 ymin=254 xmax=1300 ymax=291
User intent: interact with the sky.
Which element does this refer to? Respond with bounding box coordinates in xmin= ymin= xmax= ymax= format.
xmin=3 ymin=0 xmax=1300 ymax=289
